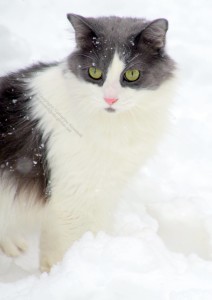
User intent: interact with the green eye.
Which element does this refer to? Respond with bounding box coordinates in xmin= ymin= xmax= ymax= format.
xmin=88 ymin=67 xmax=102 ymax=80
xmin=124 ymin=69 xmax=140 ymax=82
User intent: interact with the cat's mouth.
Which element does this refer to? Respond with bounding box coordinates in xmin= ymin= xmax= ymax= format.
xmin=105 ymin=107 xmax=116 ymax=113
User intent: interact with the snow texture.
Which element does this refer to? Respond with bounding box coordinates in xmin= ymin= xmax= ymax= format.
xmin=1 ymin=0 xmax=212 ymax=299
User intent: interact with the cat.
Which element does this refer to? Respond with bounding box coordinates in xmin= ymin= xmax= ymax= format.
xmin=0 ymin=13 xmax=176 ymax=272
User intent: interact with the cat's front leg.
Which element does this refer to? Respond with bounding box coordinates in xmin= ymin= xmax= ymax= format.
xmin=39 ymin=197 xmax=103 ymax=272
xmin=40 ymin=203 xmax=82 ymax=272
xmin=40 ymin=188 xmax=115 ymax=272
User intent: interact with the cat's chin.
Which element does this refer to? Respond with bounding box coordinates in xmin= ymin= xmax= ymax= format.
xmin=105 ymin=107 xmax=117 ymax=113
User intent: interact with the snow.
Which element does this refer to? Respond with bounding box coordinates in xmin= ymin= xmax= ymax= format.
xmin=1 ymin=0 xmax=212 ymax=299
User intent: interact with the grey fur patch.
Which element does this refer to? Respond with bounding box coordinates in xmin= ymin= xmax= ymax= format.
xmin=0 ymin=64 xmax=53 ymax=203
xmin=67 ymin=14 xmax=175 ymax=89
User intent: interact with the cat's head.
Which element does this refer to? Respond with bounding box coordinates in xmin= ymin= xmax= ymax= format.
xmin=67 ymin=14 xmax=175 ymax=114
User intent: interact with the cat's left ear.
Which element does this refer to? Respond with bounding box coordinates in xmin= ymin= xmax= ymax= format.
xmin=138 ymin=19 xmax=168 ymax=50
xmin=67 ymin=13 xmax=97 ymax=49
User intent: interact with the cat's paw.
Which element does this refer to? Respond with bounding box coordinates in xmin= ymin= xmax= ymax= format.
xmin=0 ymin=236 xmax=28 ymax=257
xmin=40 ymin=258 xmax=52 ymax=273
xmin=40 ymin=251 xmax=63 ymax=273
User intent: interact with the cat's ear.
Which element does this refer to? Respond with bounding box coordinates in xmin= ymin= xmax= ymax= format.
xmin=67 ymin=13 xmax=97 ymax=48
xmin=137 ymin=19 xmax=168 ymax=50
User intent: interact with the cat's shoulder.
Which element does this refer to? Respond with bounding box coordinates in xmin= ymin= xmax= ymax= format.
xmin=0 ymin=62 xmax=57 ymax=98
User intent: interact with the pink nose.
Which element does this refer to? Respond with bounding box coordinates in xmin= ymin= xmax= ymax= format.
xmin=104 ymin=97 xmax=118 ymax=105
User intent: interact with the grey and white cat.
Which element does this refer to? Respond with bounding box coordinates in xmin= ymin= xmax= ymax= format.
xmin=0 ymin=14 xmax=176 ymax=272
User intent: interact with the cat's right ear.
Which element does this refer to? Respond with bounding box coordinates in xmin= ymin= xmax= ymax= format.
xmin=67 ymin=13 xmax=97 ymax=49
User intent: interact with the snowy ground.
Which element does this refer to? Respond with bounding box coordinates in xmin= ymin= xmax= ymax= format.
xmin=1 ymin=0 xmax=212 ymax=299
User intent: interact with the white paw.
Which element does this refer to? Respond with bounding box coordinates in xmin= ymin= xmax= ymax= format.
xmin=40 ymin=253 xmax=52 ymax=273
xmin=40 ymin=258 xmax=52 ymax=273
xmin=0 ymin=236 xmax=28 ymax=257
xmin=40 ymin=252 xmax=63 ymax=273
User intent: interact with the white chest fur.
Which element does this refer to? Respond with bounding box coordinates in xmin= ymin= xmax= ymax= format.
xmin=30 ymin=60 xmax=175 ymax=207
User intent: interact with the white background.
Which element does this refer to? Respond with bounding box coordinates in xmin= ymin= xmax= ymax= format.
xmin=0 ymin=0 xmax=212 ymax=299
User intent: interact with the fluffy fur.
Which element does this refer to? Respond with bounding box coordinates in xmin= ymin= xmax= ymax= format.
xmin=0 ymin=14 xmax=176 ymax=271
